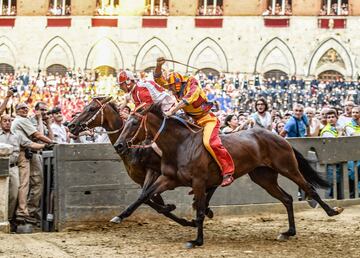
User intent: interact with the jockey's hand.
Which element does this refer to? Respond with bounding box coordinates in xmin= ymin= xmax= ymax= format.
xmin=164 ymin=110 xmax=173 ymax=117
xmin=156 ymin=57 xmax=166 ymax=66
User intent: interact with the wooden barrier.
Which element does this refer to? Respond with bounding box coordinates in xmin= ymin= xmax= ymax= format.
xmin=40 ymin=137 xmax=360 ymax=231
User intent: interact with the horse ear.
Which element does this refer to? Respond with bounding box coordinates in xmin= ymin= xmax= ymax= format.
xmin=101 ymin=96 xmax=113 ymax=104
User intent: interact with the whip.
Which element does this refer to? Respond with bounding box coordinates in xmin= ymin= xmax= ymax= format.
xmin=163 ymin=59 xmax=202 ymax=72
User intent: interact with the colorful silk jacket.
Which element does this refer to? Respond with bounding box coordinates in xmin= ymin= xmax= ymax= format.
xmin=155 ymin=75 xmax=212 ymax=118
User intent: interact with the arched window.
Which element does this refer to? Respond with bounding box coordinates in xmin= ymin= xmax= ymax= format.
xmin=318 ymin=70 xmax=343 ymax=81
xmin=264 ymin=69 xmax=288 ymax=80
xmin=144 ymin=0 xmax=169 ymax=16
xmin=197 ymin=0 xmax=223 ymax=16
xmin=0 ymin=63 xmax=15 ymax=74
xmin=263 ymin=0 xmax=292 ymax=16
xmin=0 ymin=0 xmax=16 ymax=15
xmin=47 ymin=0 xmax=71 ymax=16
xmin=46 ymin=64 xmax=67 ymax=76
xmin=320 ymin=0 xmax=349 ymax=16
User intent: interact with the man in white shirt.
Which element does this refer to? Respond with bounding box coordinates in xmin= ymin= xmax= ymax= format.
xmin=337 ymin=101 xmax=354 ymax=129
xmin=50 ymin=107 xmax=68 ymax=143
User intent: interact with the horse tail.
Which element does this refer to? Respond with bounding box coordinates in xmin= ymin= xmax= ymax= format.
xmin=292 ymin=147 xmax=330 ymax=189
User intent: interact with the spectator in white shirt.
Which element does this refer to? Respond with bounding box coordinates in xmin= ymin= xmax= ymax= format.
xmin=337 ymin=101 xmax=354 ymax=129
xmin=50 ymin=107 xmax=68 ymax=143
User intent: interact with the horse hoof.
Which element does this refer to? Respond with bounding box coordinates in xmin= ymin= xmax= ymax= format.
xmin=110 ymin=216 xmax=122 ymax=224
xmin=277 ymin=234 xmax=289 ymax=241
xmin=334 ymin=207 xmax=344 ymax=215
xmin=185 ymin=241 xmax=199 ymax=249
xmin=166 ymin=204 xmax=176 ymax=212
xmin=206 ymin=209 xmax=214 ymax=219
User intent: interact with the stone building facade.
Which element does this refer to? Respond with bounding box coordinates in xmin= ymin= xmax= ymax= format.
xmin=0 ymin=0 xmax=359 ymax=79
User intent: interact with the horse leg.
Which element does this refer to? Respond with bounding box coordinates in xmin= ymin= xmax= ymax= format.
xmin=249 ymin=169 xmax=296 ymax=241
xmin=110 ymin=169 xmax=165 ymax=223
xmin=185 ymin=180 xmax=207 ymax=248
xmin=285 ymin=170 xmax=344 ymax=216
xmin=110 ymin=175 xmax=176 ymax=223
xmin=205 ymin=186 xmax=217 ymax=219
xmin=147 ymin=194 xmax=196 ymax=227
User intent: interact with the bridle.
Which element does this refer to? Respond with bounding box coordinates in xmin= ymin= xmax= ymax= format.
xmin=79 ymin=98 xmax=123 ymax=135
xmin=126 ymin=104 xmax=168 ymax=149
xmin=126 ymin=105 xmax=202 ymax=149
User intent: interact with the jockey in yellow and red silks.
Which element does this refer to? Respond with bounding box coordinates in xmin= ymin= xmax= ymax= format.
xmin=154 ymin=57 xmax=235 ymax=187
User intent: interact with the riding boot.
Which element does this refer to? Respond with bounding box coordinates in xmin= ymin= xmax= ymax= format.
xmin=221 ymin=174 xmax=234 ymax=187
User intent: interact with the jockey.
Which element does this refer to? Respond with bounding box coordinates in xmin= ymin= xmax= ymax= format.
xmin=118 ymin=70 xmax=175 ymax=156
xmin=118 ymin=70 xmax=174 ymax=112
xmin=154 ymin=57 xmax=235 ymax=187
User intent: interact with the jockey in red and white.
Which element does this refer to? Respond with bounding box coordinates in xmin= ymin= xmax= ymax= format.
xmin=118 ymin=70 xmax=175 ymax=156
xmin=118 ymin=70 xmax=174 ymax=112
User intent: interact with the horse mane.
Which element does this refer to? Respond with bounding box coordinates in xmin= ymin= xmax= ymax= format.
xmin=108 ymin=101 xmax=119 ymax=113
xmin=148 ymin=103 xmax=164 ymax=118
xmin=148 ymin=103 xmax=203 ymax=133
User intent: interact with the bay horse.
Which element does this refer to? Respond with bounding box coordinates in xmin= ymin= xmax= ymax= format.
xmin=114 ymin=104 xmax=344 ymax=248
xmin=67 ymin=96 xmax=199 ymax=227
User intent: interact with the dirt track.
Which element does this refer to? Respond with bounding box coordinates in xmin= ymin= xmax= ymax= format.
xmin=1 ymin=205 xmax=360 ymax=258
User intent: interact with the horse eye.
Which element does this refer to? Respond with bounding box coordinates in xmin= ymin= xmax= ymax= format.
xmin=88 ymin=107 xmax=96 ymax=112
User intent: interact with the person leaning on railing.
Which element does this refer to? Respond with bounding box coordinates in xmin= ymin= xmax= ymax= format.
xmin=343 ymin=106 xmax=360 ymax=198
xmin=10 ymin=103 xmax=54 ymax=225
xmin=320 ymin=109 xmax=341 ymax=199
xmin=280 ymin=103 xmax=310 ymax=138
xmin=0 ymin=114 xmax=46 ymax=231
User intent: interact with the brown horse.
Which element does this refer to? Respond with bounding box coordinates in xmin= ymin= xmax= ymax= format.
xmin=67 ymin=96 xmax=199 ymax=227
xmin=114 ymin=104 xmax=344 ymax=248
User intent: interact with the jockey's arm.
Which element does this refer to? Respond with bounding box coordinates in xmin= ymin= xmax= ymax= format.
xmin=154 ymin=57 xmax=169 ymax=89
xmin=165 ymin=100 xmax=187 ymax=116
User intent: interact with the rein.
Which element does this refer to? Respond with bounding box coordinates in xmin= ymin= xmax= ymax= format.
xmin=80 ymin=98 xmax=123 ymax=135
xmin=126 ymin=111 xmax=202 ymax=149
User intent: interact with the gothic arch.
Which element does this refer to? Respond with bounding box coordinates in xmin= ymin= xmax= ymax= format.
xmin=85 ymin=38 xmax=124 ymax=70
xmin=38 ymin=36 xmax=75 ymax=70
xmin=307 ymin=38 xmax=354 ymax=78
xmin=134 ymin=37 xmax=174 ymax=72
xmin=187 ymin=37 xmax=228 ymax=73
xmin=254 ymin=37 xmax=296 ymax=75
xmin=0 ymin=36 xmax=17 ymax=67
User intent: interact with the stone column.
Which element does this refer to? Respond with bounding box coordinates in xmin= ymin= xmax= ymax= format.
xmin=0 ymin=144 xmax=13 ymax=233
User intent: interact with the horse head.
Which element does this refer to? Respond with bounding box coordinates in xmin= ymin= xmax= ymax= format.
xmin=68 ymin=96 xmax=116 ymax=136
xmin=114 ymin=103 xmax=159 ymax=154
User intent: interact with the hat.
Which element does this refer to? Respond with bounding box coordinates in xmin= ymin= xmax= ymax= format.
xmin=51 ymin=107 xmax=62 ymax=114
xmin=15 ymin=103 xmax=28 ymax=110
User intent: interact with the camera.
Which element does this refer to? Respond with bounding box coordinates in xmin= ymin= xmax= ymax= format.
xmin=24 ymin=148 xmax=33 ymax=160
xmin=9 ymin=87 xmax=17 ymax=93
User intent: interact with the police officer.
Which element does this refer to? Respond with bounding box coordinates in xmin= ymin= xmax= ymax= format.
xmin=0 ymin=114 xmax=45 ymax=226
xmin=11 ymin=103 xmax=54 ymax=223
